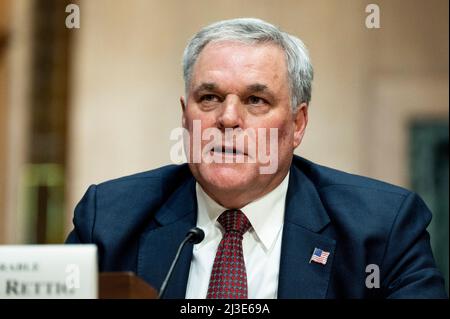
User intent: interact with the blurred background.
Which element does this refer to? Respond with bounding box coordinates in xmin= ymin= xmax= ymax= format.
xmin=0 ymin=0 xmax=448 ymax=293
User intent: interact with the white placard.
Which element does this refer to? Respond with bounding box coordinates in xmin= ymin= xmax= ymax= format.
xmin=0 ymin=245 xmax=98 ymax=299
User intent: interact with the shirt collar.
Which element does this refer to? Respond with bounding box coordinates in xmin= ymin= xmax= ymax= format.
xmin=195 ymin=172 xmax=290 ymax=251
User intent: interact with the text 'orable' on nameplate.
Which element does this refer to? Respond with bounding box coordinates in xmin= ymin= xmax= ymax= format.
xmin=0 ymin=245 xmax=98 ymax=299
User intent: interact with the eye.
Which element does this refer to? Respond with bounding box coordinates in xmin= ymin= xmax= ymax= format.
xmin=247 ymin=95 xmax=268 ymax=105
xmin=200 ymin=94 xmax=220 ymax=103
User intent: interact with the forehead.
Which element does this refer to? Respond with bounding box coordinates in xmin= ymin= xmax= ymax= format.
xmin=190 ymin=41 xmax=289 ymax=92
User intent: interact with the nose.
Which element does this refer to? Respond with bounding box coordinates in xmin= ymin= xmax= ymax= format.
xmin=217 ymin=95 xmax=242 ymax=130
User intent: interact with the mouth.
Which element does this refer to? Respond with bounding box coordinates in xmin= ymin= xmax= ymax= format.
xmin=210 ymin=146 xmax=247 ymax=157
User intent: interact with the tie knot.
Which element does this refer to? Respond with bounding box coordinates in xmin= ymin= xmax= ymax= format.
xmin=218 ymin=210 xmax=251 ymax=235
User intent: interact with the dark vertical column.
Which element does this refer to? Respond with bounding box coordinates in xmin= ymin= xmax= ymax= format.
xmin=410 ymin=120 xmax=449 ymax=295
xmin=26 ymin=0 xmax=72 ymax=243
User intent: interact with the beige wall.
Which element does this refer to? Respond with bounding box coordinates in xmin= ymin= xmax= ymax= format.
xmin=66 ymin=0 xmax=448 ymax=232
xmin=362 ymin=0 xmax=449 ymax=186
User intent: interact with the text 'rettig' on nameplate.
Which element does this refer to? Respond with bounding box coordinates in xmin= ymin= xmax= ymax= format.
xmin=0 ymin=245 xmax=98 ymax=299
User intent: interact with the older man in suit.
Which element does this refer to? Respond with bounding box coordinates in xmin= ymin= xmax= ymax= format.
xmin=66 ymin=18 xmax=447 ymax=299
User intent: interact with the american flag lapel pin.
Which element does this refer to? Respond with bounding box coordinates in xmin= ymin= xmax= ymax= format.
xmin=309 ymin=247 xmax=330 ymax=265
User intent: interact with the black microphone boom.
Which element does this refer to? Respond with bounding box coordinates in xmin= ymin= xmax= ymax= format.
xmin=158 ymin=227 xmax=205 ymax=299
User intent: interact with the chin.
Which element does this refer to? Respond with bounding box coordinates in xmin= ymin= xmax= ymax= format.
xmin=194 ymin=163 xmax=258 ymax=192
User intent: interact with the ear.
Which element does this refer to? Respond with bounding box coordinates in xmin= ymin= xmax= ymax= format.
xmin=293 ymin=102 xmax=308 ymax=149
xmin=180 ymin=96 xmax=187 ymax=128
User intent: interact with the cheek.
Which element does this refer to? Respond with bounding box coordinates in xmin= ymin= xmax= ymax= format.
xmin=279 ymin=121 xmax=294 ymax=146
xmin=250 ymin=118 xmax=294 ymax=164
xmin=185 ymin=107 xmax=216 ymax=131
xmin=184 ymin=109 xmax=219 ymax=162
xmin=277 ymin=124 xmax=297 ymax=167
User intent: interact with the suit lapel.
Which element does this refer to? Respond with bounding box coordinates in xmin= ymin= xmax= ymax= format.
xmin=278 ymin=165 xmax=336 ymax=299
xmin=137 ymin=177 xmax=197 ymax=299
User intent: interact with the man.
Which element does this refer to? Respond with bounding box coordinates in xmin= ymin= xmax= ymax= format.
xmin=66 ymin=18 xmax=447 ymax=298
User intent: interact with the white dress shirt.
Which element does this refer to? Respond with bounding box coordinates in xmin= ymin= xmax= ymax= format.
xmin=185 ymin=172 xmax=290 ymax=299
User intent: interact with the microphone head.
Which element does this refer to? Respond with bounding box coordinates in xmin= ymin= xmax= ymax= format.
xmin=187 ymin=227 xmax=205 ymax=244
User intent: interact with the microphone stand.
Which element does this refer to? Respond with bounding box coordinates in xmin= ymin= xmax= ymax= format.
xmin=158 ymin=228 xmax=204 ymax=299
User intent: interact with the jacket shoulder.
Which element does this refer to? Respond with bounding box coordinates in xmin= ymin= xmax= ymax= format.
xmin=292 ymin=156 xmax=421 ymax=235
xmin=67 ymin=163 xmax=194 ymax=266
xmin=96 ymin=163 xmax=191 ymax=189
xmin=293 ymin=156 xmax=410 ymax=196
xmin=91 ymin=164 xmax=193 ymax=219
xmin=292 ymin=157 xmax=445 ymax=298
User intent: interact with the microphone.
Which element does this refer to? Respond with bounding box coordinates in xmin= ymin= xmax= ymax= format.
xmin=158 ymin=227 xmax=205 ymax=299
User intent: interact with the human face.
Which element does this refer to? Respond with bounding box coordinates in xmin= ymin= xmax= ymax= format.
xmin=181 ymin=41 xmax=308 ymax=208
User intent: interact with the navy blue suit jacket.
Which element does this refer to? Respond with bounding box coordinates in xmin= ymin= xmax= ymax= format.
xmin=66 ymin=156 xmax=447 ymax=298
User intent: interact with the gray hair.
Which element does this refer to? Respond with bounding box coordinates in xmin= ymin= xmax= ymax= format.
xmin=182 ymin=18 xmax=314 ymax=111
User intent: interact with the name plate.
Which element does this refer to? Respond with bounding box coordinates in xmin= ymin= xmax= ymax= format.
xmin=0 ymin=245 xmax=98 ymax=299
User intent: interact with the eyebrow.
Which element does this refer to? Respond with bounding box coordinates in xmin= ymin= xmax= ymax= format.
xmin=246 ymin=84 xmax=276 ymax=101
xmin=193 ymin=82 xmax=218 ymax=94
xmin=192 ymin=82 xmax=275 ymax=98
xmin=246 ymin=83 xmax=269 ymax=93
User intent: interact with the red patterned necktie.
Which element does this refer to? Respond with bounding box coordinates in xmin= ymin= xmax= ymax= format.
xmin=206 ymin=209 xmax=252 ymax=299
